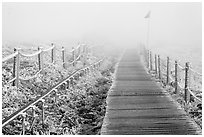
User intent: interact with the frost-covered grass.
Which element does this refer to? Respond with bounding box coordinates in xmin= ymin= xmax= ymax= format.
xmin=2 ymin=45 xmax=117 ymax=135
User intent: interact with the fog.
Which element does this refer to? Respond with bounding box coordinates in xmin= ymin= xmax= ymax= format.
xmin=2 ymin=2 xmax=202 ymax=58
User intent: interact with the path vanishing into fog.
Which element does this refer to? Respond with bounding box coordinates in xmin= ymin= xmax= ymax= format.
xmin=101 ymin=49 xmax=201 ymax=135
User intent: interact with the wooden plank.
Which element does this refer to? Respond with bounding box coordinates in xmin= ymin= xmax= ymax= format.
xmin=101 ymin=49 xmax=201 ymax=135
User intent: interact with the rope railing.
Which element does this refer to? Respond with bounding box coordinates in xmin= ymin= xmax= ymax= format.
xmin=142 ymin=46 xmax=202 ymax=104
xmin=42 ymin=44 xmax=55 ymax=52
xmin=2 ymin=52 xmax=18 ymax=62
xmin=2 ymin=58 xmax=103 ymax=128
xmin=188 ymin=88 xmax=202 ymax=102
xmin=69 ymin=48 xmax=75 ymax=53
xmin=189 ymin=67 xmax=202 ymax=76
xmin=2 ymin=43 xmax=90 ymax=87
xmin=189 ymin=68 xmax=202 ymax=93
xmin=2 ymin=43 xmax=101 ymax=134
xmin=19 ymin=50 xmax=42 ymax=57
xmin=178 ymin=63 xmax=185 ymax=70
xmin=7 ymin=77 xmax=16 ymax=84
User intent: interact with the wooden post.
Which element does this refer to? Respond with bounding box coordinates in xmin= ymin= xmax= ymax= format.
xmin=158 ymin=55 xmax=161 ymax=79
xmin=21 ymin=113 xmax=26 ymax=135
xmin=70 ymin=78 xmax=73 ymax=88
xmin=150 ymin=51 xmax=152 ymax=71
xmin=67 ymin=80 xmax=70 ymax=89
xmin=147 ymin=50 xmax=149 ymax=69
xmin=64 ymin=82 xmax=68 ymax=90
xmin=83 ymin=45 xmax=86 ymax=67
xmin=30 ymin=106 xmax=36 ymax=134
xmin=62 ymin=47 xmax=65 ymax=68
xmin=38 ymin=47 xmax=43 ymax=70
xmin=51 ymin=43 xmax=55 ymax=63
xmin=184 ymin=62 xmax=190 ymax=103
xmin=155 ymin=54 xmax=157 ymax=74
xmin=175 ymin=61 xmax=178 ymax=94
xmin=12 ymin=48 xmax=17 ymax=86
xmin=15 ymin=48 xmax=20 ymax=89
xmin=32 ymin=106 xmax=36 ymax=120
xmin=72 ymin=47 xmax=75 ymax=66
xmin=32 ymin=106 xmax=36 ymax=124
xmin=41 ymin=99 xmax=45 ymax=130
xmin=53 ymin=90 xmax=57 ymax=103
xmin=166 ymin=57 xmax=170 ymax=84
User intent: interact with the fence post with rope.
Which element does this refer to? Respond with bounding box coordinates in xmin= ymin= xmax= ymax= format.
xmin=155 ymin=54 xmax=157 ymax=74
xmin=15 ymin=48 xmax=20 ymax=89
xmin=147 ymin=49 xmax=149 ymax=69
xmin=158 ymin=55 xmax=161 ymax=79
xmin=12 ymin=48 xmax=17 ymax=86
xmin=150 ymin=51 xmax=152 ymax=71
xmin=62 ymin=46 xmax=65 ymax=68
xmin=72 ymin=47 xmax=75 ymax=67
xmin=83 ymin=45 xmax=87 ymax=67
xmin=184 ymin=62 xmax=190 ymax=104
xmin=51 ymin=43 xmax=55 ymax=63
xmin=41 ymin=99 xmax=45 ymax=130
xmin=174 ymin=60 xmax=178 ymax=94
xmin=21 ymin=113 xmax=26 ymax=135
xmin=38 ymin=47 xmax=43 ymax=70
xmin=166 ymin=56 xmax=170 ymax=84
xmin=140 ymin=46 xmax=202 ymax=107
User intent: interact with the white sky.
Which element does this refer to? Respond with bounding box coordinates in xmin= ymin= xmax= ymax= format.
xmin=2 ymin=2 xmax=202 ymax=50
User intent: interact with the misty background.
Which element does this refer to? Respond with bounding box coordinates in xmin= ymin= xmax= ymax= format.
xmin=2 ymin=2 xmax=202 ymax=71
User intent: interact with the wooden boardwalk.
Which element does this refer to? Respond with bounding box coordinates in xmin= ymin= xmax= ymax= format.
xmin=101 ymin=49 xmax=201 ymax=135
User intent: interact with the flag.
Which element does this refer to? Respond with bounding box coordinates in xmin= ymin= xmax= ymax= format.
xmin=144 ymin=11 xmax=151 ymax=18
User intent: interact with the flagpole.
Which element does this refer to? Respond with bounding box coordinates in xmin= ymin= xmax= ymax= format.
xmin=146 ymin=15 xmax=150 ymax=50
xmin=144 ymin=11 xmax=151 ymax=70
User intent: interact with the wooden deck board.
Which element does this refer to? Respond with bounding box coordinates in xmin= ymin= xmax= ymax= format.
xmin=101 ymin=50 xmax=201 ymax=135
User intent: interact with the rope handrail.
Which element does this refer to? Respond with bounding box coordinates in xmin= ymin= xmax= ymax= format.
xmin=3 ymin=45 xmax=54 ymax=63
xmin=189 ymin=68 xmax=202 ymax=76
xmin=144 ymin=48 xmax=202 ymax=105
xmin=69 ymin=54 xmax=82 ymax=65
xmin=7 ymin=77 xmax=16 ymax=84
xmin=19 ymin=69 xmax=42 ymax=81
xmin=69 ymin=49 xmax=75 ymax=53
xmin=2 ymin=58 xmax=103 ymax=127
xmin=69 ymin=60 xmax=75 ymax=65
xmin=42 ymin=45 xmax=55 ymax=52
xmin=187 ymin=88 xmax=202 ymax=103
xmin=178 ymin=64 xmax=185 ymax=70
xmin=76 ymin=44 xmax=81 ymax=50
xmin=2 ymin=52 xmax=18 ymax=62
xmin=19 ymin=50 xmax=42 ymax=57
xmin=75 ymin=54 xmax=81 ymax=61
